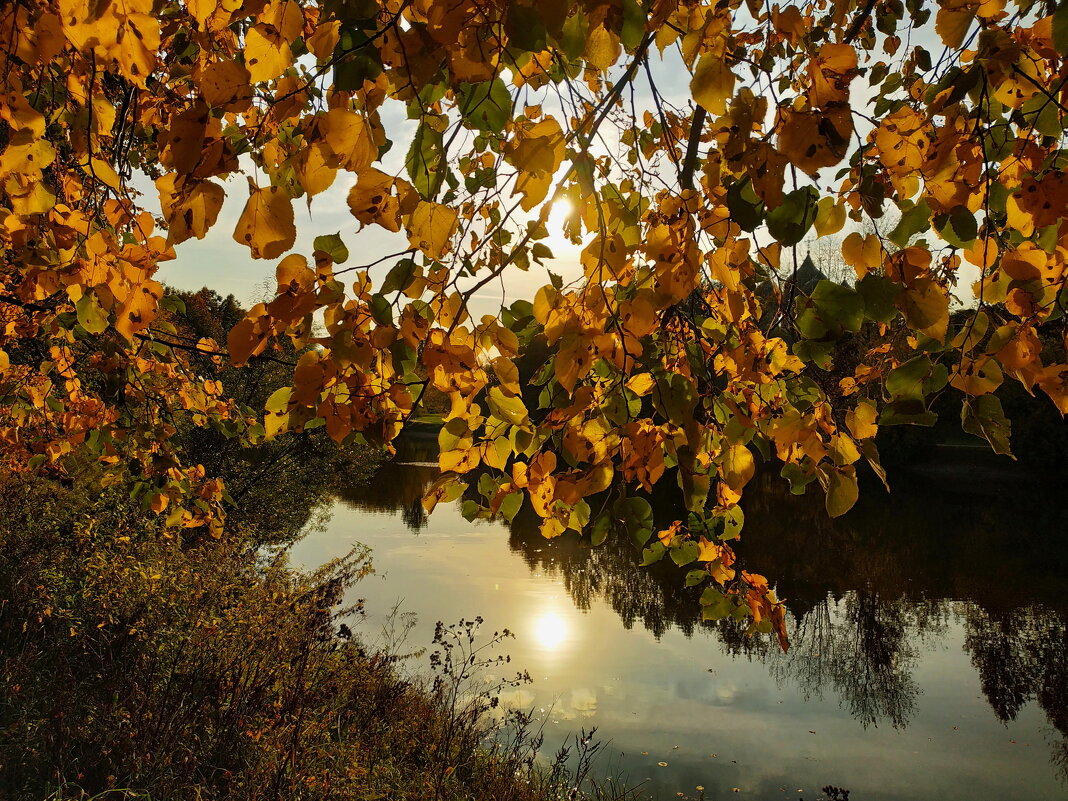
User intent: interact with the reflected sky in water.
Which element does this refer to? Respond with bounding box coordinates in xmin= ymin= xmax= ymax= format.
xmin=290 ymin=436 xmax=1068 ymax=801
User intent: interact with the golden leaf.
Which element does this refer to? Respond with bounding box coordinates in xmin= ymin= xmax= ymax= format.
xmin=845 ymin=401 xmax=878 ymax=440
xmin=198 ymin=61 xmax=253 ymax=111
xmin=244 ymin=24 xmax=291 ymax=83
xmin=407 ymin=201 xmax=458 ymax=260
xmin=691 ymin=52 xmax=736 ymax=116
xmin=232 ymin=182 xmax=296 ymax=259
xmin=347 ymin=168 xmax=403 ymax=232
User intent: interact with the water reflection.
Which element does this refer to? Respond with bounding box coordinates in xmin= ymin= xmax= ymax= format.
xmin=318 ymin=434 xmax=1068 ymax=781
xmin=532 ymin=609 xmax=570 ymax=652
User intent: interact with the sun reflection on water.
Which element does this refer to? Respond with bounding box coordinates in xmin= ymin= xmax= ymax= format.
xmin=532 ymin=609 xmax=570 ymax=652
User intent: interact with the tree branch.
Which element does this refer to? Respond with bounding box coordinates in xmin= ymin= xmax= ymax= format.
xmin=844 ymin=0 xmax=878 ymax=44
xmin=679 ymin=107 xmax=706 ymax=191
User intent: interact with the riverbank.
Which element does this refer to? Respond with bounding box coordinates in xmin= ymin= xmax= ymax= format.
xmin=0 ymin=470 xmax=627 ymax=801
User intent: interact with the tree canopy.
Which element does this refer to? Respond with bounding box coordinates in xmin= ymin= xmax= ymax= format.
xmin=2 ymin=0 xmax=1068 ymax=647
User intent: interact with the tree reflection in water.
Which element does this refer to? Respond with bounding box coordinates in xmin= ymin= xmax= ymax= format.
xmin=316 ymin=435 xmax=1068 ymax=778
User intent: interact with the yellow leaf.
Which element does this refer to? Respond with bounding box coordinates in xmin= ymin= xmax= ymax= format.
xmin=275 ymin=254 xmax=315 ymax=294
xmin=949 ymin=355 xmax=1004 ymax=396
xmin=112 ymin=13 xmax=159 ymax=88
xmin=845 ymin=401 xmax=878 ymax=440
xmin=262 ymin=0 xmax=304 ymax=42
xmin=0 ymin=137 xmax=55 ymax=176
xmin=897 ymin=277 xmax=949 ymax=341
xmin=83 ymin=156 xmax=121 ymax=189
xmin=307 ymin=20 xmax=340 ymax=61
xmin=935 ymin=7 xmax=974 ymax=49
xmin=198 ymin=61 xmax=253 ymax=111
xmin=691 ymin=52 xmax=735 ymax=116
xmin=232 ymin=183 xmax=296 ymax=259
xmin=156 ymin=175 xmax=225 ymax=244
xmin=161 ymin=102 xmax=209 ymax=175
xmin=295 ymin=142 xmax=338 ymax=197
xmin=821 ymin=464 xmax=858 ymax=518
xmin=115 ymin=279 xmax=163 ymax=340
xmin=777 ymin=105 xmax=852 ymax=174
xmin=585 ymin=25 xmax=621 ymax=71
xmin=347 ymin=168 xmax=402 ymax=232
xmin=625 ymin=373 xmax=656 ymax=396
xmin=721 ymin=443 xmax=755 ymax=492
xmin=318 ymin=109 xmax=377 ymax=173
xmin=407 ymin=201 xmax=458 ymax=259
xmin=814 ymin=197 xmax=845 ymax=238
xmin=841 ymin=232 xmax=882 ymax=279
xmin=244 ymin=24 xmax=291 ymax=83
xmin=828 ymin=433 xmax=860 ymax=466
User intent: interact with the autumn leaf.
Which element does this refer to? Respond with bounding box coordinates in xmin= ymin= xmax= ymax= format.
xmin=691 ymin=52 xmax=735 ymax=116
xmin=233 ymin=182 xmax=296 ymax=259
xmin=407 ymin=201 xmax=458 ymax=260
xmin=198 ymin=61 xmax=253 ymax=111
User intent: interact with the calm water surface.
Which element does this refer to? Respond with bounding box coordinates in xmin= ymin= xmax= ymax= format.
xmin=290 ymin=437 xmax=1068 ymax=800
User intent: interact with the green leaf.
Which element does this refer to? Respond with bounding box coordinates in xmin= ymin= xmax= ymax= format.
xmin=406 ymin=119 xmax=446 ymax=200
xmin=438 ymin=417 xmax=469 ymax=452
xmin=678 ymin=453 xmax=711 ymax=513
xmin=962 ymin=395 xmax=1014 ymax=457
xmin=265 ymin=386 xmax=293 ymax=413
xmin=456 ymin=79 xmax=512 ymax=132
xmin=486 ymin=386 xmax=529 ymax=426
xmin=811 ymin=280 xmax=865 ymax=333
xmin=1054 ymin=0 xmax=1068 ymax=57
xmin=333 ymin=47 xmax=383 ymax=91
xmin=856 ymin=274 xmax=902 ymax=324
xmin=719 ymin=505 xmax=744 ymax=540
xmin=685 ymin=569 xmax=707 ymax=587
xmin=641 ymin=541 xmax=667 ymax=566
xmin=76 ymin=292 xmax=108 ymax=335
xmin=652 ymin=372 xmax=697 ymax=425
xmin=313 ymin=233 xmax=349 ymax=264
xmin=504 ymin=5 xmax=547 ymax=52
xmin=499 ymin=491 xmax=523 ymax=522
xmin=792 ymin=337 xmax=835 ymax=368
xmin=590 ymin=511 xmax=611 ymax=546
xmin=560 ymin=11 xmax=588 ymax=60
xmin=886 ymin=355 xmax=934 ymax=400
xmin=615 ymin=496 xmax=654 ymax=549
xmin=671 ymin=540 xmax=700 ymax=567
xmin=700 ymin=587 xmax=733 ymax=620
xmin=725 ymin=177 xmax=765 ymax=232
xmin=531 ymin=242 xmax=554 ymax=264
xmin=621 ymin=0 xmax=646 ymax=50
xmin=878 ymin=399 xmax=937 ymax=426
xmin=819 ymin=464 xmax=858 ymax=518
xmin=767 ymin=186 xmax=819 ymax=247
xmin=781 ymin=461 xmax=815 ymax=495
xmin=887 ymin=198 xmax=932 ymax=247
xmin=936 ymin=205 xmax=977 ymax=248
xmin=369 ymin=293 xmax=393 ymax=326
xmin=381 ymin=259 xmax=419 ymax=294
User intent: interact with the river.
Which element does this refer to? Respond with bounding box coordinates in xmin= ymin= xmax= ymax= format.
xmin=290 ymin=435 xmax=1068 ymax=800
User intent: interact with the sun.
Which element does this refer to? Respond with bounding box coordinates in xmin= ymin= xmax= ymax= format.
xmin=532 ymin=610 xmax=569 ymax=652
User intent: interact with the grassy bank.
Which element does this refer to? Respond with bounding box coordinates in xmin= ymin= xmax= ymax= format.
xmin=0 ymin=469 xmax=630 ymax=801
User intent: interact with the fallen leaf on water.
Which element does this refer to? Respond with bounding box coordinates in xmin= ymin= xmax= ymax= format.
xmin=658 ymin=762 xmax=668 ymax=767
